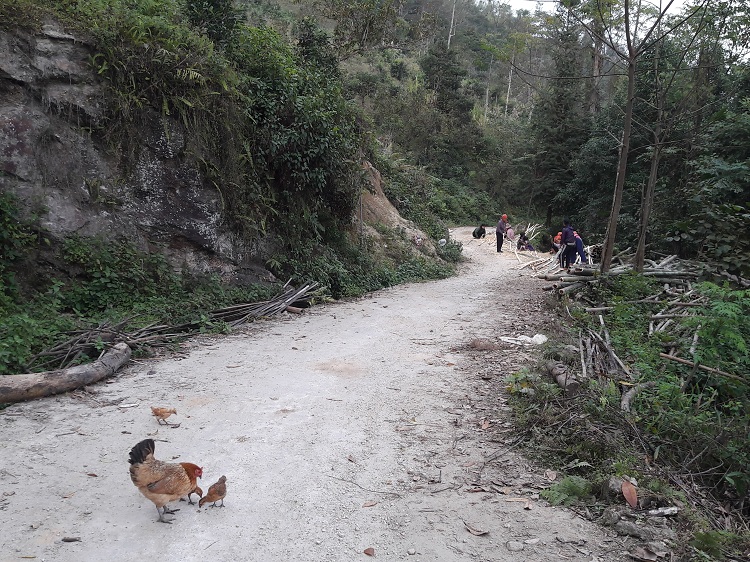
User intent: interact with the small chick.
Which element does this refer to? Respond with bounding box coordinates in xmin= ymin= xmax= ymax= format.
xmin=186 ymin=485 xmax=203 ymax=505
xmin=199 ymin=476 xmax=227 ymax=508
xmin=151 ymin=406 xmax=177 ymax=425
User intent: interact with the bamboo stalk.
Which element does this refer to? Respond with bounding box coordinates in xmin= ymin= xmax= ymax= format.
xmin=651 ymin=314 xmax=703 ymax=320
xmin=689 ymin=326 xmax=701 ymax=357
xmin=659 ymin=353 xmax=744 ymax=383
xmin=589 ymin=328 xmax=631 ymax=377
xmin=578 ymin=330 xmax=587 ymax=379
xmin=657 ymin=254 xmax=678 ymax=267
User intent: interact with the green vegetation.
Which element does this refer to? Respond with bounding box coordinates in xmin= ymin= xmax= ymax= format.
xmin=508 ymin=274 xmax=750 ymax=557
xmin=0 ymin=193 xmax=277 ymax=375
xmin=540 ymin=475 xmax=593 ymax=507
xmin=378 ymin=158 xmax=502 ymax=241
xmin=266 ymin=227 xmax=455 ymax=300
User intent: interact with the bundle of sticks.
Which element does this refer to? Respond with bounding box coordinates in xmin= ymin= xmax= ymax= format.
xmin=24 ymin=282 xmax=319 ymax=372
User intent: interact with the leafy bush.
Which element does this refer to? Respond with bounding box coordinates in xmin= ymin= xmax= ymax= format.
xmin=0 ymin=311 xmax=77 ymax=376
xmin=184 ymin=0 xmax=240 ymax=46
xmin=268 ymin=231 xmax=454 ymax=299
xmin=378 ymin=159 xmax=499 ymax=246
xmin=437 ymin=239 xmax=463 ymax=263
xmin=61 ymin=235 xmax=179 ymax=314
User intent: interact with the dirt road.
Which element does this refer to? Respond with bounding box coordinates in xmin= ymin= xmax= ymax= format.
xmin=0 ymin=227 xmax=629 ymax=561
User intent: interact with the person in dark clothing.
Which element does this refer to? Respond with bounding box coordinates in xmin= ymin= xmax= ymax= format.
xmin=517 ymin=232 xmax=534 ymax=251
xmin=560 ymin=219 xmax=577 ymax=269
xmin=472 ymin=224 xmax=487 ymax=239
xmin=496 ymin=214 xmax=508 ymax=253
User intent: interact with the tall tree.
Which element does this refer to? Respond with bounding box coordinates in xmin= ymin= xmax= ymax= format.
xmin=632 ymin=4 xmax=710 ymax=271
xmin=530 ymin=8 xmax=591 ymax=223
xmin=568 ymin=0 xmax=711 ymax=272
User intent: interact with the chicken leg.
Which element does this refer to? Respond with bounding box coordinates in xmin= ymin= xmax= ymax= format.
xmin=156 ymin=506 xmax=174 ymax=524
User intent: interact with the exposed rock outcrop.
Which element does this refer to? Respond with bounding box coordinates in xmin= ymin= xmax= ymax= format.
xmin=0 ymin=21 xmax=432 ymax=283
xmin=0 ymin=22 xmax=246 ymax=277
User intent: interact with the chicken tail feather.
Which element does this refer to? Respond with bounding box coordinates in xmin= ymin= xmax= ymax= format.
xmin=129 ymin=438 xmax=156 ymax=465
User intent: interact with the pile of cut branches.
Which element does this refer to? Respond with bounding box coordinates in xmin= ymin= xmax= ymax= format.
xmin=24 ymin=282 xmax=319 ymax=372
xmin=540 ymin=258 xmax=750 ymax=540
xmin=539 ymin=253 xmax=701 ymax=296
xmin=517 ymin=242 xmax=600 ymax=273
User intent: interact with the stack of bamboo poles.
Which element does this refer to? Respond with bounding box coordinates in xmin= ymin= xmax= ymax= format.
xmin=646 ymin=289 xmax=744 ymax=385
xmin=518 ymin=242 xmax=600 ymax=273
xmin=25 ymin=282 xmax=319 ymax=372
xmin=538 ymin=253 xmax=701 ymax=296
xmin=505 ymin=223 xmax=544 ymax=263
xmin=537 ymin=254 xmax=726 ymax=404
xmin=565 ymin=255 xmax=745 ymax=399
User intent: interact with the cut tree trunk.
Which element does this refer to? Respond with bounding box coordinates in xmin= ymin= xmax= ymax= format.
xmin=547 ymin=361 xmax=579 ymax=396
xmin=0 ymin=342 xmax=131 ymax=404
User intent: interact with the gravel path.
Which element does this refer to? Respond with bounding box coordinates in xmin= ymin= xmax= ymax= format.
xmin=0 ymin=227 xmax=630 ymax=561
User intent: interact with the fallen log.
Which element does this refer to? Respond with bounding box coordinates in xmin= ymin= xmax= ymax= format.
xmin=0 ymin=342 xmax=132 ymax=404
xmin=547 ymin=361 xmax=579 ymax=396
xmin=559 ymin=282 xmax=586 ymax=295
xmin=571 ymin=268 xmax=596 ymax=276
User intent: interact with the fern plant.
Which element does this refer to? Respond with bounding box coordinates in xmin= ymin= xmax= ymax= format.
xmin=540 ymin=476 xmax=593 ymax=506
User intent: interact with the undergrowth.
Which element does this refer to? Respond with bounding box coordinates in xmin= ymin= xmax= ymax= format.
xmin=0 ymin=233 xmax=276 ymax=376
xmin=378 ymin=157 xmax=502 ymax=239
xmin=506 ymin=273 xmax=750 ymax=560
xmin=266 ymin=226 xmax=456 ymax=299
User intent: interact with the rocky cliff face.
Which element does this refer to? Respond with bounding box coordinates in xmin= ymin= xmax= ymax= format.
xmin=0 ymin=22 xmax=254 ymax=278
xmin=0 ymin=21 xmax=430 ymax=284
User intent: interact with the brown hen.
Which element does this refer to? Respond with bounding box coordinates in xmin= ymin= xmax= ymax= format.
xmin=128 ymin=438 xmax=202 ymax=523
